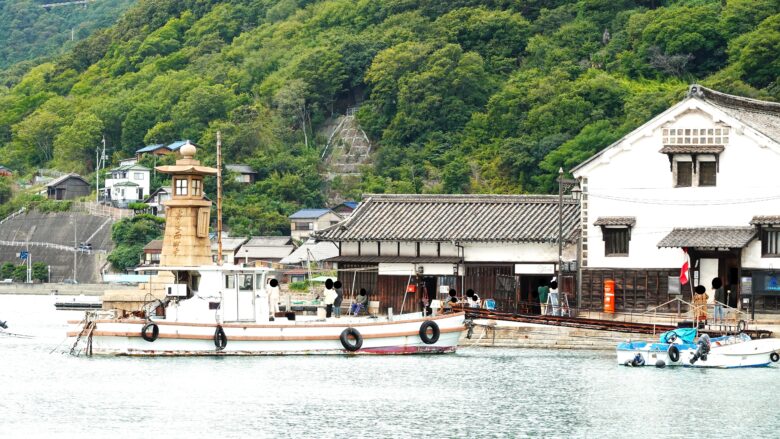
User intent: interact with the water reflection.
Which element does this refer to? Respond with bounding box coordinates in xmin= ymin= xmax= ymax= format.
xmin=1 ymin=295 xmax=777 ymax=438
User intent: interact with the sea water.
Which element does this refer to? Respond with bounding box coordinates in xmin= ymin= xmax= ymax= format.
xmin=1 ymin=294 xmax=778 ymax=438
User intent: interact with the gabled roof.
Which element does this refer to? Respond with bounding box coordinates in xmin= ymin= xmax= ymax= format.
xmin=46 ymin=173 xmax=89 ymax=187
xmin=143 ymin=239 xmax=163 ymax=251
xmin=135 ymin=143 xmax=165 ymax=153
xmin=226 ymin=164 xmax=256 ymax=174
xmin=334 ymin=201 xmax=359 ymax=210
xmin=166 ymin=140 xmax=190 ymax=151
xmin=239 ymin=236 xmax=295 ymax=259
xmin=280 ymin=239 xmax=339 ymax=264
xmin=211 ymin=237 xmax=249 ymax=252
xmin=110 ymin=164 xmax=150 ymax=172
xmin=244 ymin=236 xmax=294 ymax=246
xmin=112 ymin=181 xmax=139 ymax=187
xmin=290 ymin=208 xmax=334 ymax=219
xmin=573 ymin=84 xmax=780 ymax=175
xmin=750 ymin=216 xmax=780 ymax=226
xmin=144 ymin=186 xmax=171 ymax=203
xmin=657 ymin=227 xmax=756 ymax=248
xmin=316 ymin=194 xmax=580 ymax=243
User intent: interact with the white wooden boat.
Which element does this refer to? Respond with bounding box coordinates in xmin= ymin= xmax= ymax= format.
xmin=68 ymin=265 xmax=465 ymax=356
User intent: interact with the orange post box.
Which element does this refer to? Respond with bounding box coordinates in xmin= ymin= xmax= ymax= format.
xmin=604 ymin=279 xmax=615 ymax=313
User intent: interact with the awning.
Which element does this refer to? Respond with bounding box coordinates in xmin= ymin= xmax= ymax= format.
xmin=657 ymin=227 xmax=756 ymax=248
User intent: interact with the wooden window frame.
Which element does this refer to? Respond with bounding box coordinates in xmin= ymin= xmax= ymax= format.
xmin=761 ymin=228 xmax=780 ymax=257
xmin=603 ymin=226 xmax=630 ymax=257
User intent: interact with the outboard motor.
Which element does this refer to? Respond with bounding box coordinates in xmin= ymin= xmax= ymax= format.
xmin=0 ymin=320 xmax=7 ymax=329
xmin=690 ymin=333 xmax=711 ymax=365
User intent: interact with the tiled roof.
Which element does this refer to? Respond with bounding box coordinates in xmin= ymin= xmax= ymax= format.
xmin=240 ymin=246 xmax=295 ymax=259
xmin=328 ymin=255 xmax=462 ymax=263
xmin=46 ymin=173 xmax=88 ymax=187
xmin=113 ymin=181 xmax=139 ymax=187
xmin=659 ymin=145 xmax=725 ymax=154
xmin=657 ymin=227 xmax=756 ymax=248
xmin=143 ymin=239 xmax=163 ymax=251
xmin=226 ymin=164 xmax=256 ymax=174
xmin=594 ymin=216 xmax=636 ymax=227
xmin=750 ymin=216 xmax=780 ymax=225
xmin=111 ymin=164 xmax=150 ymax=172
xmin=316 ymin=194 xmax=580 ymax=243
xmin=691 ymin=85 xmax=780 ymax=143
xmin=290 ymin=208 xmax=333 ymax=219
xmin=211 ymin=237 xmax=248 ymax=252
xmin=280 ymin=240 xmax=339 ymax=264
xmin=135 ymin=143 xmax=165 ymax=153
xmin=244 ymin=236 xmax=293 ymax=246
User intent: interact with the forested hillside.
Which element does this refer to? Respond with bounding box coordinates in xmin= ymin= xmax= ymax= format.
xmin=0 ymin=0 xmax=136 ymax=72
xmin=0 ymin=0 xmax=778 ymax=236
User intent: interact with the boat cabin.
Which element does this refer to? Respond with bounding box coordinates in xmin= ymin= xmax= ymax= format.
xmin=138 ymin=265 xmax=272 ymax=323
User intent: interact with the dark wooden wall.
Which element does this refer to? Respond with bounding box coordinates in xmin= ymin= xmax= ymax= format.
xmin=580 ymin=268 xmax=680 ymax=312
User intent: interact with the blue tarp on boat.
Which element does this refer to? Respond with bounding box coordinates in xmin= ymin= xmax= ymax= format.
xmin=659 ymin=328 xmax=697 ymax=344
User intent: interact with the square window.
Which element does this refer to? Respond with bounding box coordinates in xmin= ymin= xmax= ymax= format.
xmin=175 ymin=178 xmax=188 ymax=196
xmin=699 ymin=161 xmax=717 ymax=186
xmin=723 ymin=137 xmax=729 ymax=144
xmin=715 ymin=129 xmax=721 ymax=135
xmin=708 ymin=129 xmax=714 ymax=135
xmin=239 ymin=274 xmax=253 ymax=291
xmin=604 ymin=228 xmax=629 ymax=256
xmin=676 ymin=161 xmax=692 ymax=187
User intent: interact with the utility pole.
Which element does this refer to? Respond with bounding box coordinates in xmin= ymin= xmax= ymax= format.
xmin=95 ymin=135 xmax=106 ymax=203
xmin=216 ymin=131 xmax=223 ymax=266
xmin=73 ymin=220 xmax=77 ymax=282
xmin=557 ymin=167 xmax=564 ymax=285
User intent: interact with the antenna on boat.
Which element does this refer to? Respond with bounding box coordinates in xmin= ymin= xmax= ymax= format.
xmin=216 ymin=131 xmax=223 ymax=266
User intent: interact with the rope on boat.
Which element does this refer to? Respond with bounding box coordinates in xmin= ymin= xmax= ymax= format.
xmin=69 ymin=314 xmax=95 ymax=357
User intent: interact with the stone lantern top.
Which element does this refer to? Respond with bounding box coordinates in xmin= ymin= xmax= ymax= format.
xmin=155 ymin=141 xmax=217 ymax=176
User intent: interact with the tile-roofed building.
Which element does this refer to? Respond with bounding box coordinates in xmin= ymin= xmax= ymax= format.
xmin=135 ymin=140 xmax=194 ymax=159
xmin=144 ymin=186 xmax=172 ymax=217
xmin=332 ymin=201 xmax=359 ymax=217
xmin=314 ymin=194 xmax=580 ymax=314
xmin=318 ymin=194 xmax=579 ymax=243
xmin=141 ymin=239 xmax=163 ymax=266
xmin=211 ymin=237 xmax=249 ymax=264
xmin=236 ymin=236 xmax=295 ymax=265
xmin=572 ymin=84 xmax=780 ymax=313
xmin=289 ymin=208 xmax=342 ymax=242
xmin=0 ymin=165 xmax=12 ymax=176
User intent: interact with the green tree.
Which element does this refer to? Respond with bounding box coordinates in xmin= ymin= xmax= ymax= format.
xmin=32 ymin=261 xmax=48 ymax=282
xmin=53 ymin=112 xmax=104 ymax=174
xmin=0 ymin=262 xmax=14 ymax=279
xmin=11 ymin=109 xmax=63 ymax=165
xmin=12 ymin=264 xmax=26 ymax=282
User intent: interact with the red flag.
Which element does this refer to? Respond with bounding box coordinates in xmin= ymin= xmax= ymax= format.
xmin=680 ymin=248 xmax=690 ymax=285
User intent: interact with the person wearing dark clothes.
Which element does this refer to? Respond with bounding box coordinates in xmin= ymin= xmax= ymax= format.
xmin=351 ymin=288 xmax=368 ymax=315
xmin=333 ymin=280 xmax=344 ymax=318
xmin=444 ymin=288 xmax=459 ymax=312
xmin=712 ymin=278 xmax=725 ymax=324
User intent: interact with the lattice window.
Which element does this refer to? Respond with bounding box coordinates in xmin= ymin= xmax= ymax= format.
xmin=762 ymin=229 xmax=780 ymax=257
xmin=663 ymin=128 xmax=729 ymax=145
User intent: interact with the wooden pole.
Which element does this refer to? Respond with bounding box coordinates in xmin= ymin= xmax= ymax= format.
xmin=216 ymin=131 xmax=223 ymax=266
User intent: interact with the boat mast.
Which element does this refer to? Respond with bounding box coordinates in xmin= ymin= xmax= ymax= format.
xmin=216 ymin=131 xmax=223 ymax=266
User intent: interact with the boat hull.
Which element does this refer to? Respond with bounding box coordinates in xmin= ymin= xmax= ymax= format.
xmin=69 ymin=312 xmax=465 ymax=356
xmin=617 ymin=338 xmax=780 ymax=368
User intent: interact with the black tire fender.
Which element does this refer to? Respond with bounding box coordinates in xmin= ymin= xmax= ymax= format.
xmin=340 ymin=327 xmax=363 ymax=352
xmin=419 ymin=320 xmax=440 ymax=345
xmin=214 ymin=325 xmax=227 ymax=351
xmin=141 ymin=322 xmax=159 ymax=342
xmin=737 ymin=320 xmax=747 ymax=333
xmin=771 ymin=352 xmax=779 ymax=363
xmin=668 ymin=345 xmax=680 ymax=363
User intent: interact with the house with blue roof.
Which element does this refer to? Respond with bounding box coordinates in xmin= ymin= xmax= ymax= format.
xmin=135 ymin=140 xmax=193 ymax=160
xmin=289 ymin=208 xmax=343 ymax=242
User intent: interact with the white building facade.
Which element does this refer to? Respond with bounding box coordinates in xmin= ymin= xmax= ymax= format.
xmin=104 ymin=164 xmax=150 ymax=205
xmin=573 ymin=85 xmax=780 ymax=313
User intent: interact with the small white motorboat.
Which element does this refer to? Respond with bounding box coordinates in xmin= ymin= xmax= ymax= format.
xmin=617 ymin=329 xmax=780 ymax=368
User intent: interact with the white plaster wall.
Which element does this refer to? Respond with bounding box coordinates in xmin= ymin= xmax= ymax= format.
xmin=440 ymin=242 xmax=459 ymax=257
xmin=380 ymin=241 xmax=397 ymax=256
xmin=341 ymin=242 xmax=359 ymax=256
xmin=463 ymin=242 xmax=574 ymax=263
xmin=743 ymin=241 xmax=780 ymax=268
xmin=399 ymin=242 xmax=416 ymax=257
xmin=420 ymin=242 xmax=438 ymax=257
xmin=361 ymin=241 xmax=379 ymax=256
xmin=579 ymin=103 xmax=780 ymax=269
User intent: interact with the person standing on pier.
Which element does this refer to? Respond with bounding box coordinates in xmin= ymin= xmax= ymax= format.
xmin=548 ymin=280 xmax=560 ymax=316
xmin=323 ymin=279 xmax=337 ymax=318
xmin=333 ymin=280 xmax=344 ymax=318
xmin=712 ymin=278 xmax=725 ymax=324
xmin=538 ymin=281 xmax=549 ymax=316
xmin=693 ymin=285 xmax=709 ymax=328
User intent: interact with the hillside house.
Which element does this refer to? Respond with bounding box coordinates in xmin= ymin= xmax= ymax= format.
xmin=135 ymin=140 xmax=192 ymax=160
xmin=141 ymin=239 xmax=163 ymax=267
xmin=144 ymin=186 xmax=172 ymax=217
xmin=572 ymin=85 xmax=780 ymax=314
xmin=225 ymin=164 xmax=257 ymax=184
xmin=103 ymin=164 xmax=150 ymax=205
xmin=332 ymin=201 xmax=359 ymax=217
xmin=290 ymin=208 xmax=343 ymax=242
xmin=315 ymin=194 xmax=579 ymax=314
xmin=46 ymin=174 xmax=90 ymax=200
xmin=0 ymin=166 xmax=12 ymax=177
